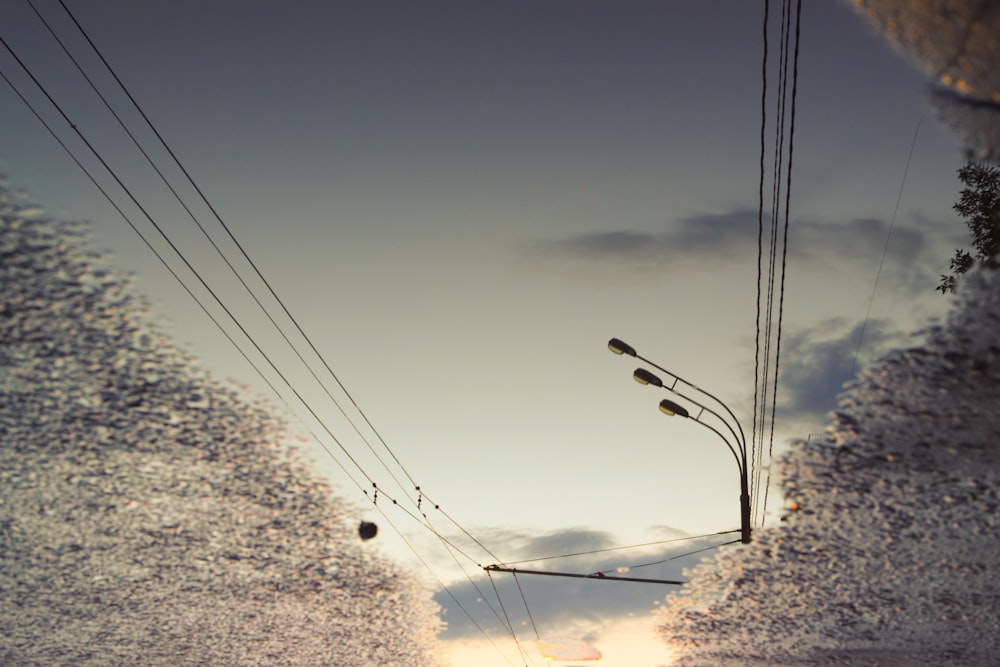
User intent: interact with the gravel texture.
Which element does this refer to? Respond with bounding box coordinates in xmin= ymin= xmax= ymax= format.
xmin=657 ymin=270 xmax=1000 ymax=666
xmin=0 ymin=192 xmax=443 ymax=665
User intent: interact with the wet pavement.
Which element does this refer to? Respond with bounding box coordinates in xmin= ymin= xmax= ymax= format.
xmin=0 ymin=194 xmax=442 ymax=665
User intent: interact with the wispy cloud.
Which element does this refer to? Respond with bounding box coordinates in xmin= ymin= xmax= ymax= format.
xmin=477 ymin=526 xmax=618 ymax=561
xmin=775 ymin=317 xmax=912 ymax=423
xmin=525 ymin=208 xmax=949 ymax=283
xmin=530 ymin=209 xmax=758 ymax=269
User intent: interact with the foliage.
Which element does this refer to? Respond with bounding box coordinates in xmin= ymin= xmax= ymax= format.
xmin=938 ymin=161 xmax=1000 ymax=294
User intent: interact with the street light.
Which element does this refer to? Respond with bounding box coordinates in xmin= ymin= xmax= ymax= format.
xmin=654 ymin=394 xmax=751 ymax=544
xmin=608 ymin=337 xmax=637 ymax=357
xmin=611 ymin=339 xmax=747 ymax=449
xmin=658 ymin=399 xmax=690 ymax=418
xmin=631 ymin=367 xmax=744 ymax=465
xmin=633 ymin=368 xmax=663 ymax=387
xmin=609 ymin=337 xmax=752 ymax=544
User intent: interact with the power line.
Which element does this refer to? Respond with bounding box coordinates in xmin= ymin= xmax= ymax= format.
xmin=1 ymin=25 xmax=436 ymax=546
xmin=513 ymin=573 xmax=540 ymax=642
xmin=755 ymin=0 xmax=792 ymax=521
xmin=369 ymin=503 xmax=528 ymax=667
xmin=0 ymin=35 xmax=527 ymax=667
xmin=47 ymin=0 xmax=423 ymax=511
xmin=432 ymin=529 xmax=526 ymax=649
xmin=3 ymin=12 xmax=530 ymax=661
xmin=487 ymin=570 xmax=538 ymax=667
xmin=760 ymin=0 xmax=803 ymax=524
xmin=4 ymin=6 xmax=505 ymax=577
xmin=52 ymin=0 xmax=510 ymax=566
xmin=29 ymin=0 xmax=509 ymax=566
xmin=753 ymin=0 xmax=792 ymax=527
xmin=752 ymin=0 xmax=803 ymax=528
xmin=851 ymin=115 xmax=924 ymax=377
xmin=499 ymin=529 xmax=741 ymax=566
xmin=757 ymin=0 xmax=792 ymax=524
xmin=0 ymin=64 xmax=285 ymax=410
xmin=594 ymin=538 xmax=741 ymax=575
xmin=751 ymin=0 xmax=770 ymax=530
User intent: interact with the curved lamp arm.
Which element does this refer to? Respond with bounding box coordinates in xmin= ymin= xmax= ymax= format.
xmin=659 ymin=398 xmax=752 ymax=544
xmin=610 ymin=337 xmax=748 ymax=460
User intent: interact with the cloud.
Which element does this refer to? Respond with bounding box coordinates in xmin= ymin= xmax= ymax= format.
xmin=775 ymin=317 xmax=911 ymax=423
xmin=477 ymin=526 xmax=618 ymax=561
xmin=531 ymin=209 xmax=757 ymax=270
xmin=433 ymin=527 xmax=733 ymax=641
xmin=526 ymin=208 xmax=945 ymax=280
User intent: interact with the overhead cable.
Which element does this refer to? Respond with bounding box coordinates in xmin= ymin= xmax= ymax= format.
xmin=8 ymin=7 xmax=532 ymax=659
xmin=851 ymin=115 xmax=924 ymax=378
xmin=53 ymin=0 xmax=508 ymax=559
xmin=46 ymin=0 xmax=504 ymax=564
xmin=752 ymin=0 xmax=803 ymax=528
xmin=498 ymin=529 xmax=741 ymax=566
xmin=46 ymin=0 xmax=422 ymax=511
xmin=760 ymin=0 xmax=804 ymax=524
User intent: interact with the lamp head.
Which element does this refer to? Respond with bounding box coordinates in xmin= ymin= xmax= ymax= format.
xmin=633 ymin=368 xmax=663 ymax=387
xmin=659 ymin=399 xmax=690 ymax=418
xmin=608 ymin=338 xmax=637 ymax=357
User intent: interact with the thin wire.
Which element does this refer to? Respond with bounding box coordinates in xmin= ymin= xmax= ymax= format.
xmin=851 ymin=115 xmax=924 ymax=378
xmin=487 ymin=570 xmax=533 ymax=667
xmin=512 ymin=573 xmax=540 ymax=641
xmin=0 ymin=27 xmax=496 ymax=570
xmin=435 ymin=589 xmax=518 ymax=667
xmin=755 ymin=0 xmax=788 ymax=524
xmin=0 ymin=33 xmax=375 ymax=481
xmin=55 ymin=0 xmax=495 ymax=558
xmin=0 ymin=64 xmax=284 ymax=406
xmin=1 ymin=44 xmax=520 ymax=667
xmin=751 ymin=0 xmax=770 ymax=515
xmin=755 ymin=0 xmax=796 ymax=526
xmin=26 ymin=0 xmax=409 ymax=502
xmin=427 ymin=500 xmax=504 ymax=563
xmin=500 ymin=529 xmax=741 ymax=566
xmin=38 ymin=0 xmax=419 ymax=508
xmin=369 ymin=499 xmax=522 ymax=667
xmin=55 ymin=0 xmax=415 ymax=483
xmin=761 ymin=0 xmax=803 ymax=524
xmin=9 ymin=13 xmax=585 ymax=665
xmin=594 ymin=539 xmax=741 ymax=575
xmin=423 ymin=511 xmax=514 ymax=625
xmin=755 ymin=0 xmax=791 ymax=525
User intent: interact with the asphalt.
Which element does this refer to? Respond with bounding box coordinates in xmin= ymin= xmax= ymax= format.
xmin=0 ymin=194 xmax=443 ymax=665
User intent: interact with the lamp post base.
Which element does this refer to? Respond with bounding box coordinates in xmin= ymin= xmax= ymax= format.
xmin=740 ymin=491 xmax=752 ymax=544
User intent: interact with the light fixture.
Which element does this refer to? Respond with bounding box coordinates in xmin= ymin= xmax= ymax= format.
xmin=658 ymin=399 xmax=690 ymax=418
xmin=607 ymin=338 xmax=637 ymax=357
xmin=633 ymin=368 xmax=663 ymax=387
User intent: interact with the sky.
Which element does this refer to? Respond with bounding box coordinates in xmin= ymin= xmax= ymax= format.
xmin=0 ymin=1 xmax=975 ymax=665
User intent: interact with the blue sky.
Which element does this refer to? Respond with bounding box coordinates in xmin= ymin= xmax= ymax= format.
xmin=0 ymin=1 xmax=973 ymax=664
